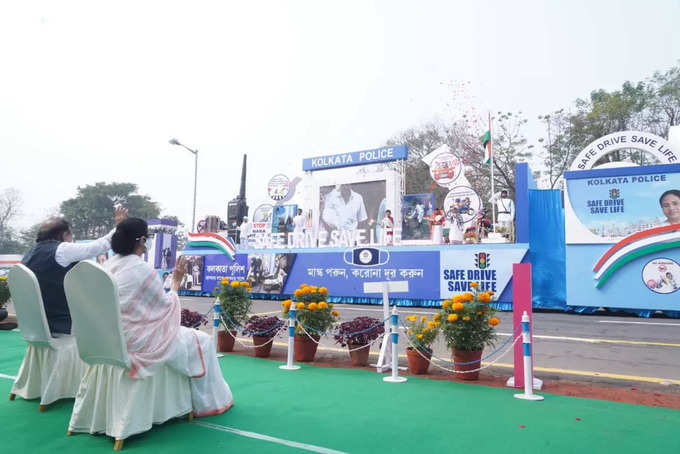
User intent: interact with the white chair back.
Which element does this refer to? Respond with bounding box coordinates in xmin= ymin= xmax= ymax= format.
xmin=64 ymin=261 xmax=130 ymax=369
xmin=8 ymin=264 xmax=52 ymax=347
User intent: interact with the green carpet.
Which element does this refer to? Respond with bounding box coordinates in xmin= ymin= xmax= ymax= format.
xmin=1 ymin=330 xmax=678 ymax=453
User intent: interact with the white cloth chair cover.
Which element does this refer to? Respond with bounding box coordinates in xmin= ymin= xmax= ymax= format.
xmin=8 ymin=264 xmax=88 ymax=405
xmin=64 ymin=261 xmax=191 ymax=441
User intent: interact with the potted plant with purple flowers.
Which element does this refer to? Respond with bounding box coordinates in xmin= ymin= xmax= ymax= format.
xmin=242 ymin=315 xmax=284 ymax=358
xmin=334 ymin=316 xmax=384 ymax=367
xmin=180 ymin=308 xmax=208 ymax=329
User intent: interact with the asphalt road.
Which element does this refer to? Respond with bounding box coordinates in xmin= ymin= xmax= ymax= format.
xmin=180 ymin=296 xmax=680 ymax=390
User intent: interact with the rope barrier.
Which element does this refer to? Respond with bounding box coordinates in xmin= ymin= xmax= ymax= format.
xmin=400 ymin=321 xmax=523 ymax=366
xmin=296 ymin=316 xmax=390 ymax=341
xmin=219 ymin=313 xmax=285 ymax=337
xmin=220 ymin=328 xmax=279 ymax=350
xmin=403 ymin=330 xmax=522 ymax=374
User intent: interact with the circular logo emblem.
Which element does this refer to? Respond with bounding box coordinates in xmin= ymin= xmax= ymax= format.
xmin=359 ymin=250 xmax=373 ymax=264
xmin=268 ymin=174 xmax=290 ymax=201
xmin=642 ymin=258 xmax=680 ymax=294
xmin=252 ymin=204 xmax=273 ymax=223
xmin=429 ymin=152 xmax=462 ymax=187
xmin=444 ymin=186 xmax=481 ymax=224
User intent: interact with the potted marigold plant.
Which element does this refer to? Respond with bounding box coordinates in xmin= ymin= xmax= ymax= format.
xmin=214 ymin=277 xmax=252 ymax=352
xmin=403 ymin=314 xmax=440 ymax=374
xmin=282 ymin=284 xmax=338 ymax=362
xmin=0 ymin=275 xmax=10 ymax=323
xmin=334 ymin=316 xmax=384 ymax=367
xmin=438 ymin=283 xmax=500 ymax=380
xmin=242 ymin=315 xmax=284 ymax=358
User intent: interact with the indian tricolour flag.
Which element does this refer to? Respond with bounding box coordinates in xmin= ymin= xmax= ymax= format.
xmin=480 ymin=130 xmax=491 ymax=164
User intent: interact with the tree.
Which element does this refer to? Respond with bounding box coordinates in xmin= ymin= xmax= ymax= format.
xmin=537 ymin=110 xmax=580 ymax=189
xmin=386 ymin=122 xmax=450 ymax=207
xmin=385 ymin=111 xmax=534 ymax=209
xmin=60 ymin=183 xmax=160 ymax=240
xmin=0 ymin=188 xmax=23 ymax=253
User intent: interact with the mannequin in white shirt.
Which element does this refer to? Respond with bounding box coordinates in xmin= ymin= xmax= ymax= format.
xmin=292 ymin=208 xmax=306 ymax=247
xmin=490 ymin=190 xmax=515 ymax=236
xmin=239 ymin=216 xmax=251 ymax=248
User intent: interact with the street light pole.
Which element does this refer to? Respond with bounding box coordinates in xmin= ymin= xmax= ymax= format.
xmin=169 ymin=138 xmax=198 ymax=232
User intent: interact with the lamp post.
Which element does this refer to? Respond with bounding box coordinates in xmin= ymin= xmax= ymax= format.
xmin=169 ymin=138 xmax=198 ymax=232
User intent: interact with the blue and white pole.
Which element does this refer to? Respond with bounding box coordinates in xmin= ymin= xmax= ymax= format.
xmin=383 ymin=306 xmax=407 ymax=383
xmin=213 ymin=299 xmax=223 ymax=358
xmin=513 ymin=311 xmax=543 ymax=401
xmin=280 ymin=307 xmax=300 ymax=370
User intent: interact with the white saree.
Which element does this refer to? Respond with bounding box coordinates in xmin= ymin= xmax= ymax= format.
xmin=104 ymin=254 xmax=233 ymax=417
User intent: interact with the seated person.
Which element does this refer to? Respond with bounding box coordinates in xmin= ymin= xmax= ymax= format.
xmin=104 ymin=218 xmax=233 ymax=417
xmin=22 ymin=206 xmax=127 ymax=335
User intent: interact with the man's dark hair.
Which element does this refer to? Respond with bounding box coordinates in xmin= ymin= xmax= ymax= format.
xmin=36 ymin=218 xmax=71 ymax=242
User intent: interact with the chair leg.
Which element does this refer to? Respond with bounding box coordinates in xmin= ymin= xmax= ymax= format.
xmin=9 ymin=393 xmax=15 ymax=401
xmin=113 ymin=439 xmax=124 ymax=451
xmin=38 ymin=404 xmax=47 ymax=412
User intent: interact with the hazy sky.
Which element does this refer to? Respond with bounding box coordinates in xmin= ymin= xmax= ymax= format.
xmin=2 ymin=0 xmax=679 ymax=231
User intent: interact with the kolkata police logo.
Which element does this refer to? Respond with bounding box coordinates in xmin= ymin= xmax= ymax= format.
xmin=267 ymin=174 xmax=290 ymax=201
xmin=474 ymin=252 xmax=490 ymax=270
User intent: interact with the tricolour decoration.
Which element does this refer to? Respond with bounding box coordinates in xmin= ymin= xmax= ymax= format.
xmin=187 ymin=232 xmax=236 ymax=261
xmin=592 ymin=226 xmax=680 ymax=288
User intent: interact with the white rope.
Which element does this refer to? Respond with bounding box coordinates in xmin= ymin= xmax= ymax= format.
xmin=404 ymin=334 xmax=522 ymax=374
xmin=343 ymin=335 xmax=385 ymax=352
xmin=298 ymin=322 xmax=323 ymax=344
xmin=220 ymin=325 xmax=280 ymax=349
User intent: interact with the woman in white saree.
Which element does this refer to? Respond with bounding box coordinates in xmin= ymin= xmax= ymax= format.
xmin=104 ymin=218 xmax=233 ymax=417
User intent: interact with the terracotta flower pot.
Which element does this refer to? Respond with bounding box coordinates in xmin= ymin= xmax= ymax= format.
xmin=406 ymin=347 xmax=431 ymax=375
xmin=347 ymin=343 xmax=370 ymax=367
xmin=217 ymin=329 xmax=238 ymax=352
xmin=252 ymin=335 xmax=274 ymax=358
xmin=453 ymin=349 xmax=483 ymax=380
xmin=294 ymin=334 xmax=319 ymax=362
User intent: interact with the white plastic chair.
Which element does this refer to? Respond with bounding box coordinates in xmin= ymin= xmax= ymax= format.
xmin=8 ymin=264 xmax=88 ymax=411
xmin=64 ymin=261 xmax=191 ymax=451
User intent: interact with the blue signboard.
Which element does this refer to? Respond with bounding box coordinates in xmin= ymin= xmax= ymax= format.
xmin=302 ymin=145 xmax=408 ymax=171
xmin=202 ymin=254 xmax=248 ymax=292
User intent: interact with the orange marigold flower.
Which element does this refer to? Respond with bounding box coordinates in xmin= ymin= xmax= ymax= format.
xmin=296 ymin=302 xmax=305 ymax=310
xmin=488 ymin=290 xmax=495 ymax=295
xmin=462 ymin=292 xmax=474 ymax=302
xmin=421 ymin=316 xmax=427 ymax=323
xmin=452 ymin=295 xmax=463 ymax=304
xmin=319 ymin=287 xmax=328 ymax=294
xmin=469 ymin=282 xmax=479 ymax=288
xmin=427 ymin=321 xmax=435 ymax=329
xmin=433 ymin=312 xmax=441 ymax=321
xmin=318 ymin=301 xmax=327 ymax=309
xmin=462 ymin=316 xmax=470 ymax=322
xmin=453 ymin=302 xmax=464 ymax=312
xmin=442 ymin=299 xmax=451 ymax=309
xmin=308 ymin=302 xmax=318 ymax=311
xmin=447 ymin=314 xmax=458 ymax=322
xmin=479 ymin=293 xmax=491 ymax=303
xmin=300 ymin=284 xmax=308 ymax=288
xmin=332 ymin=310 xmax=339 ymax=317
xmin=294 ymin=289 xmax=303 ymax=298
xmin=489 ymin=317 xmax=500 ymax=326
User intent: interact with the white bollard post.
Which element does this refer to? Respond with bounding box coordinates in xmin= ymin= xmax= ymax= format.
xmin=514 ymin=311 xmax=543 ymax=401
xmin=280 ymin=307 xmax=300 ymax=370
xmin=383 ymin=306 xmax=407 ymax=383
xmin=213 ymin=298 xmax=224 ymax=358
